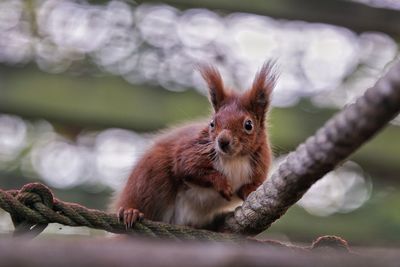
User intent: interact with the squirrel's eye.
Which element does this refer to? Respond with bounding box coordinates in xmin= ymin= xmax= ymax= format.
xmin=210 ymin=120 xmax=215 ymax=128
xmin=244 ymin=119 xmax=253 ymax=132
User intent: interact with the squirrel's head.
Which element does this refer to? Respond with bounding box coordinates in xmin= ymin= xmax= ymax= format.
xmin=199 ymin=62 xmax=276 ymax=158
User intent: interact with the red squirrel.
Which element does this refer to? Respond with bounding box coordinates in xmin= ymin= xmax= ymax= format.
xmin=114 ymin=63 xmax=275 ymax=229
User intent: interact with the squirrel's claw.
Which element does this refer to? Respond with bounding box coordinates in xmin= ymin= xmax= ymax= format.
xmin=118 ymin=207 xmax=144 ymax=229
xmin=219 ymin=184 xmax=233 ymax=201
xmin=213 ymin=177 xmax=233 ymax=201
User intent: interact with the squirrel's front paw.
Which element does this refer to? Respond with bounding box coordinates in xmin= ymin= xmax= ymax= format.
xmin=118 ymin=207 xmax=144 ymax=229
xmin=237 ymin=182 xmax=260 ymax=200
xmin=214 ymin=179 xmax=233 ymax=201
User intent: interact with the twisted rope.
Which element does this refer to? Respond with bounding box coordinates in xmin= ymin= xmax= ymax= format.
xmin=0 ymin=183 xmax=242 ymax=241
xmin=224 ymin=59 xmax=400 ymax=234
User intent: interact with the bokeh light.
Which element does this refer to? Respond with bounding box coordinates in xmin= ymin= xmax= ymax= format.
xmin=0 ymin=0 xmax=396 ymax=104
xmin=0 ymin=115 xmax=27 ymax=162
xmin=93 ymin=129 xmax=145 ymax=189
xmin=0 ymin=114 xmax=146 ymax=191
xmin=30 ymin=134 xmax=87 ymax=188
xmin=298 ymin=161 xmax=372 ymax=216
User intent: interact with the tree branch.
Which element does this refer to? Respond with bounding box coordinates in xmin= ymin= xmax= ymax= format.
xmin=224 ymin=59 xmax=400 ymax=235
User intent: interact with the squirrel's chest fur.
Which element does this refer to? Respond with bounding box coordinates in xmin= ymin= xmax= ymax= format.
xmin=165 ymin=156 xmax=253 ymax=227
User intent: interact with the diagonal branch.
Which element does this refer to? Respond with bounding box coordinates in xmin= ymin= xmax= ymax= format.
xmin=224 ymin=59 xmax=400 ymax=235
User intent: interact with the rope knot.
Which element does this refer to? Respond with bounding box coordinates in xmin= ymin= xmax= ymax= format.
xmin=16 ymin=183 xmax=54 ymax=209
xmin=8 ymin=183 xmax=55 ymax=237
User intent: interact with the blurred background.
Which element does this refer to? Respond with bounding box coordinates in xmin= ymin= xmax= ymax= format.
xmin=0 ymin=0 xmax=399 ymax=246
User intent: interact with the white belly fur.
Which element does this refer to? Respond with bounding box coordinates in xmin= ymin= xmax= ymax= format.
xmin=165 ymin=156 xmax=253 ymax=227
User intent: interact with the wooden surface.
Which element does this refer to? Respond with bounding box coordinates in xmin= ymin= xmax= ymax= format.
xmin=0 ymin=238 xmax=400 ymax=267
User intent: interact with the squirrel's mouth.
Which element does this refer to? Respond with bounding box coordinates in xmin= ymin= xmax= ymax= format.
xmin=215 ymin=143 xmax=241 ymax=158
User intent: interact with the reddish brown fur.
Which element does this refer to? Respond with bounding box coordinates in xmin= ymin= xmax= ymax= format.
xmin=115 ymin=62 xmax=276 ymax=228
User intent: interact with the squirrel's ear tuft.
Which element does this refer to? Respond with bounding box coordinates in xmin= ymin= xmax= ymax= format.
xmin=243 ymin=61 xmax=277 ymax=121
xmin=198 ymin=64 xmax=227 ymax=112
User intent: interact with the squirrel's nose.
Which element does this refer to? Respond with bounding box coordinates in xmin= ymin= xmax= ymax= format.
xmin=218 ymin=138 xmax=230 ymax=152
